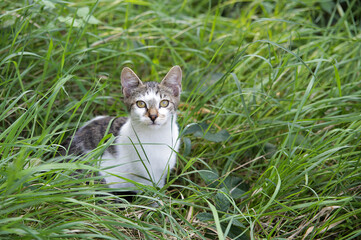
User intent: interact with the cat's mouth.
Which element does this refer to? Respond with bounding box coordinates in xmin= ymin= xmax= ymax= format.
xmin=147 ymin=121 xmax=163 ymax=127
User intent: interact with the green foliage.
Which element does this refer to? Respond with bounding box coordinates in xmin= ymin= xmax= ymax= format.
xmin=1 ymin=0 xmax=361 ymax=239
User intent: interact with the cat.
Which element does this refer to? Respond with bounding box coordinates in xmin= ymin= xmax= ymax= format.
xmin=60 ymin=66 xmax=182 ymax=194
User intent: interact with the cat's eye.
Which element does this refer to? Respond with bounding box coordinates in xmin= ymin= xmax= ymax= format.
xmin=136 ymin=101 xmax=146 ymax=108
xmin=160 ymin=100 xmax=169 ymax=108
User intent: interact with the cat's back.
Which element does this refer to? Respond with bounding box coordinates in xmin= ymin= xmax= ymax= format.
xmin=60 ymin=116 xmax=127 ymax=155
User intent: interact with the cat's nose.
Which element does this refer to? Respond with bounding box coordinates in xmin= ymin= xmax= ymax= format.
xmin=148 ymin=108 xmax=158 ymax=123
xmin=149 ymin=114 xmax=158 ymax=122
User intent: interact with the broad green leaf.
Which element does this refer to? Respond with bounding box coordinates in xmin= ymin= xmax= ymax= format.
xmin=77 ymin=7 xmax=90 ymax=17
xmin=199 ymin=169 xmax=219 ymax=188
xmin=182 ymin=123 xmax=230 ymax=142
xmin=215 ymin=189 xmax=230 ymax=212
xmin=182 ymin=137 xmax=192 ymax=156
xmin=57 ymin=16 xmax=82 ymax=27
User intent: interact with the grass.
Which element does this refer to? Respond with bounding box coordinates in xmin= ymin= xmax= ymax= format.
xmin=1 ymin=0 xmax=361 ymax=239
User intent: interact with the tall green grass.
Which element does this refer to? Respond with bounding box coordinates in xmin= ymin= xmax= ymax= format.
xmin=1 ymin=0 xmax=360 ymax=239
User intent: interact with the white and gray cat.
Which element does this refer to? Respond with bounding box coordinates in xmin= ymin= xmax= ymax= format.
xmin=60 ymin=66 xmax=182 ymax=193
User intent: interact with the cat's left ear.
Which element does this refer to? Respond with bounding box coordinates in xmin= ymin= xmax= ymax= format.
xmin=160 ymin=66 xmax=182 ymax=97
xmin=121 ymin=67 xmax=143 ymax=97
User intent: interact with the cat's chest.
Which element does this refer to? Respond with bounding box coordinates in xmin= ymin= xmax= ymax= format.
xmin=114 ymin=120 xmax=179 ymax=162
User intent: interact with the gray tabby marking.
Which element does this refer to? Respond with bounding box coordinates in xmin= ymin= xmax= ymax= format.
xmin=60 ymin=117 xmax=127 ymax=156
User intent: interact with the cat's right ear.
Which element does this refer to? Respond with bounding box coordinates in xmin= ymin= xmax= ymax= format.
xmin=121 ymin=67 xmax=143 ymax=97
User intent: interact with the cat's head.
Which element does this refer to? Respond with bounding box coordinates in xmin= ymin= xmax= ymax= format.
xmin=121 ymin=66 xmax=182 ymax=127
